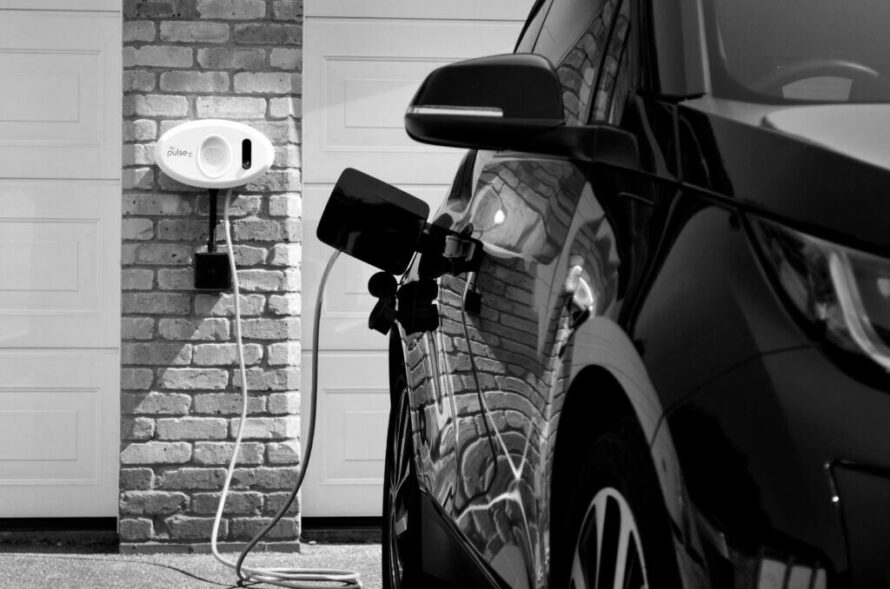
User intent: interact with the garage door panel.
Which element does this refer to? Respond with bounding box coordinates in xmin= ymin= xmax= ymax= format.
xmin=0 ymin=180 xmax=120 ymax=349
xmin=0 ymin=52 xmax=99 ymax=139
xmin=0 ymin=11 xmax=120 ymax=179
xmin=304 ymin=6 xmax=530 ymax=517
xmin=325 ymin=57 xmax=452 ymax=151
xmin=303 ymin=184 xmax=448 ymax=352
xmin=301 ymin=352 xmax=388 ymax=517
xmin=307 ymin=0 xmax=534 ymax=21
xmin=0 ymin=1 xmax=118 ymax=10
xmin=0 ymin=351 xmax=118 ymax=517
xmin=0 ymin=394 xmax=98 ymax=481
xmin=304 ymin=19 xmax=523 ymax=184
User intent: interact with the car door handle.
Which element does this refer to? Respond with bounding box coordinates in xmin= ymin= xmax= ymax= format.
xmin=564 ymin=265 xmax=597 ymax=329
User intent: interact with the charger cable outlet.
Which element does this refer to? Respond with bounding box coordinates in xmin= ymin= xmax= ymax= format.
xmin=195 ymin=189 xmax=231 ymax=291
xmin=210 ymin=189 xmax=362 ymax=588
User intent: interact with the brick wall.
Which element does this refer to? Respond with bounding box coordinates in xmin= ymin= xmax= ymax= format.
xmin=121 ymin=0 xmax=303 ymax=552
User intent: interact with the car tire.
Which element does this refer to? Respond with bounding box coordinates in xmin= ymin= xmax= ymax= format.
xmin=382 ymin=374 xmax=423 ymax=589
xmin=559 ymin=416 xmax=681 ymax=589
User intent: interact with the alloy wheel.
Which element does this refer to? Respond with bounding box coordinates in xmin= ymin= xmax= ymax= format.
xmin=570 ymin=487 xmax=649 ymax=589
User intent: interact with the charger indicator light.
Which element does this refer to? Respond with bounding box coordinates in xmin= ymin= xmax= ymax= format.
xmin=242 ymin=139 xmax=252 ymax=169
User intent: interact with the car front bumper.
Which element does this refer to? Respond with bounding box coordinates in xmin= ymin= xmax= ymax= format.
xmin=663 ymin=344 xmax=890 ymax=588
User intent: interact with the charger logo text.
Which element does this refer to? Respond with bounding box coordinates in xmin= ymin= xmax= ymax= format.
xmin=167 ymin=147 xmax=193 ymax=158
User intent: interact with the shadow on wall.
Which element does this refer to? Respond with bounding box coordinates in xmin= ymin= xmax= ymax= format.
xmin=120 ymin=179 xmax=305 ymax=548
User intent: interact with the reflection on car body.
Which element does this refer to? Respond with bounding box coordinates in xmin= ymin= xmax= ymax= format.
xmin=406 ymin=154 xmax=620 ymax=587
xmin=318 ymin=0 xmax=890 ymax=587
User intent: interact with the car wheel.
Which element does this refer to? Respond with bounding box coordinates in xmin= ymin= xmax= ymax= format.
xmin=382 ymin=379 xmax=422 ymax=588
xmin=563 ymin=417 xmax=680 ymax=589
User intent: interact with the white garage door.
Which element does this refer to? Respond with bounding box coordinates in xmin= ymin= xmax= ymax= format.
xmin=302 ymin=0 xmax=533 ymax=517
xmin=0 ymin=3 xmax=121 ymax=517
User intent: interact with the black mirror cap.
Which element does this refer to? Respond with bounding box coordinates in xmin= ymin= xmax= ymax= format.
xmin=317 ymin=169 xmax=430 ymax=275
xmin=409 ymin=53 xmax=563 ymax=118
xmin=538 ymin=124 xmax=641 ymax=169
xmin=405 ymin=53 xmax=566 ymax=149
xmin=404 ymin=53 xmax=639 ymax=168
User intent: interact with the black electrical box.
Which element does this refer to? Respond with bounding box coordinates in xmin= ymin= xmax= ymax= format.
xmin=194 ymin=252 xmax=231 ymax=291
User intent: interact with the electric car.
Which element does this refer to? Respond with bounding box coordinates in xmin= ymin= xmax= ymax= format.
xmin=319 ymin=0 xmax=890 ymax=587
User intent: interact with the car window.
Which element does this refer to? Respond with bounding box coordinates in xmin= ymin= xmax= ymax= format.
xmin=706 ymin=0 xmax=890 ymax=103
xmin=591 ymin=0 xmax=632 ymax=124
xmin=534 ymin=0 xmax=621 ymax=124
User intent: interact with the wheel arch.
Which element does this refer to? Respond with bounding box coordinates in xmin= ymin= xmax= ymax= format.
xmin=548 ymin=365 xmax=640 ymax=587
xmin=557 ymin=364 xmax=637 ymax=444
xmin=551 ymin=364 xmax=640 ymax=515
xmin=556 ymin=317 xmax=683 ymax=514
xmin=550 ymin=361 xmax=689 ymax=588
xmin=547 ymin=321 xmax=690 ymax=585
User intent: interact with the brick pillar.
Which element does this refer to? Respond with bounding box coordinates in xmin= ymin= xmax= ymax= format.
xmin=121 ymin=0 xmax=304 ymax=552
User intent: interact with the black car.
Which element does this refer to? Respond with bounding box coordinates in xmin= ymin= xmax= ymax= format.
xmin=318 ymin=0 xmax=890 ymax=587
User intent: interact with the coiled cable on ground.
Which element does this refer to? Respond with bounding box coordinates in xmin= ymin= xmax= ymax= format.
xmin=210 ymin=189 xmax=362 ymax=588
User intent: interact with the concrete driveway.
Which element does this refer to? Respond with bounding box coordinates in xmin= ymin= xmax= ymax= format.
xmin=0 ymin=544 xmax=382 ymax=589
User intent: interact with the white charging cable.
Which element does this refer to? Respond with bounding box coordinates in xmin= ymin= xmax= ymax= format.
xmin=211 ymin=189 xmax=362 ymax=588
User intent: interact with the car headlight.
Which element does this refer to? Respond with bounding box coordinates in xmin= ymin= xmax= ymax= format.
xmin=752 ymin=218 xmax=890 ymax=371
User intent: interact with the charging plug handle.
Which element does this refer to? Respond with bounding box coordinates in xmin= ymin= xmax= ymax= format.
xmin=368 ymin=272 xmax=398 ymax=334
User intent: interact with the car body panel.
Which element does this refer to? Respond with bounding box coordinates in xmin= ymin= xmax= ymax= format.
xmin=630 ymin=201 xmax=809 ymax=411
xmin=384 ymin=1 xmax=890 ymax=588
xmin=678 ymin=99 xmax=890 ymax=253
xmin=405 ymin=152 xmax=623 ymax=588
xmin=660 ymin=339 xmax=890 ymax=585
xmin=402 ymin=109 xmax=890 ymax=588
xmin=401 ymin=117 xmax=679 ymax=588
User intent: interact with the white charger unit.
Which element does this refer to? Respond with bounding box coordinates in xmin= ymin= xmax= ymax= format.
xmin=155 ymin=119 xmax=274 ymax=189
xmin=155 ymin=120 xmax=275 ymax=290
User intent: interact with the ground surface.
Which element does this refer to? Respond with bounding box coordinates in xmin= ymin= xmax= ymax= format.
xmin=0 ymin=543 xmax=382 ymax=589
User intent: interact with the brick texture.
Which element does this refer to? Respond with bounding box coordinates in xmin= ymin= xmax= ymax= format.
xmin=122 ymin=0 xmax=303 ymax=551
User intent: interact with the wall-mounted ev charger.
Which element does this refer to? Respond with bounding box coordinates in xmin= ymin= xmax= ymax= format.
xmin=156 ymin=119 xmax=274 ymax=189
xmin=154 ymin=120 xmax=363 ymax=588
xmin=156 ymin=120 xmax=275 ymax=290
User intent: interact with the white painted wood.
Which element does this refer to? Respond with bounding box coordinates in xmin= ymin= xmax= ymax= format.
xmin=0 ymin=11 xmax=121 ymax=179
xmin=303 ymin=18 xmax=524 ymax=184
xmin=0 ymin=1 xmax=119 ymax=11
xmin=0 ymin=351 xmax=119 ymax=517
xmin=306 ymin=0 xmax=534 ymax=21
xmin=303 ymin=7 xmax=529 ymax=517
xmin=301 ymin=352 xmax=389 ymax=517
xmin=0 ymin=7 xmax=120 ymax=518
xmin=0 ymin=181 xmax=120 ymax=349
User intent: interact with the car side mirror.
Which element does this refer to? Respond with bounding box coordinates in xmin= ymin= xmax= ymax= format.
xmin=317 ymin=168 xmax=429 ymax=275
xmin=405 ymin=53 xmax=565 ymax=146
xmin=405 ymin=53 xmax=639 ymax=168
